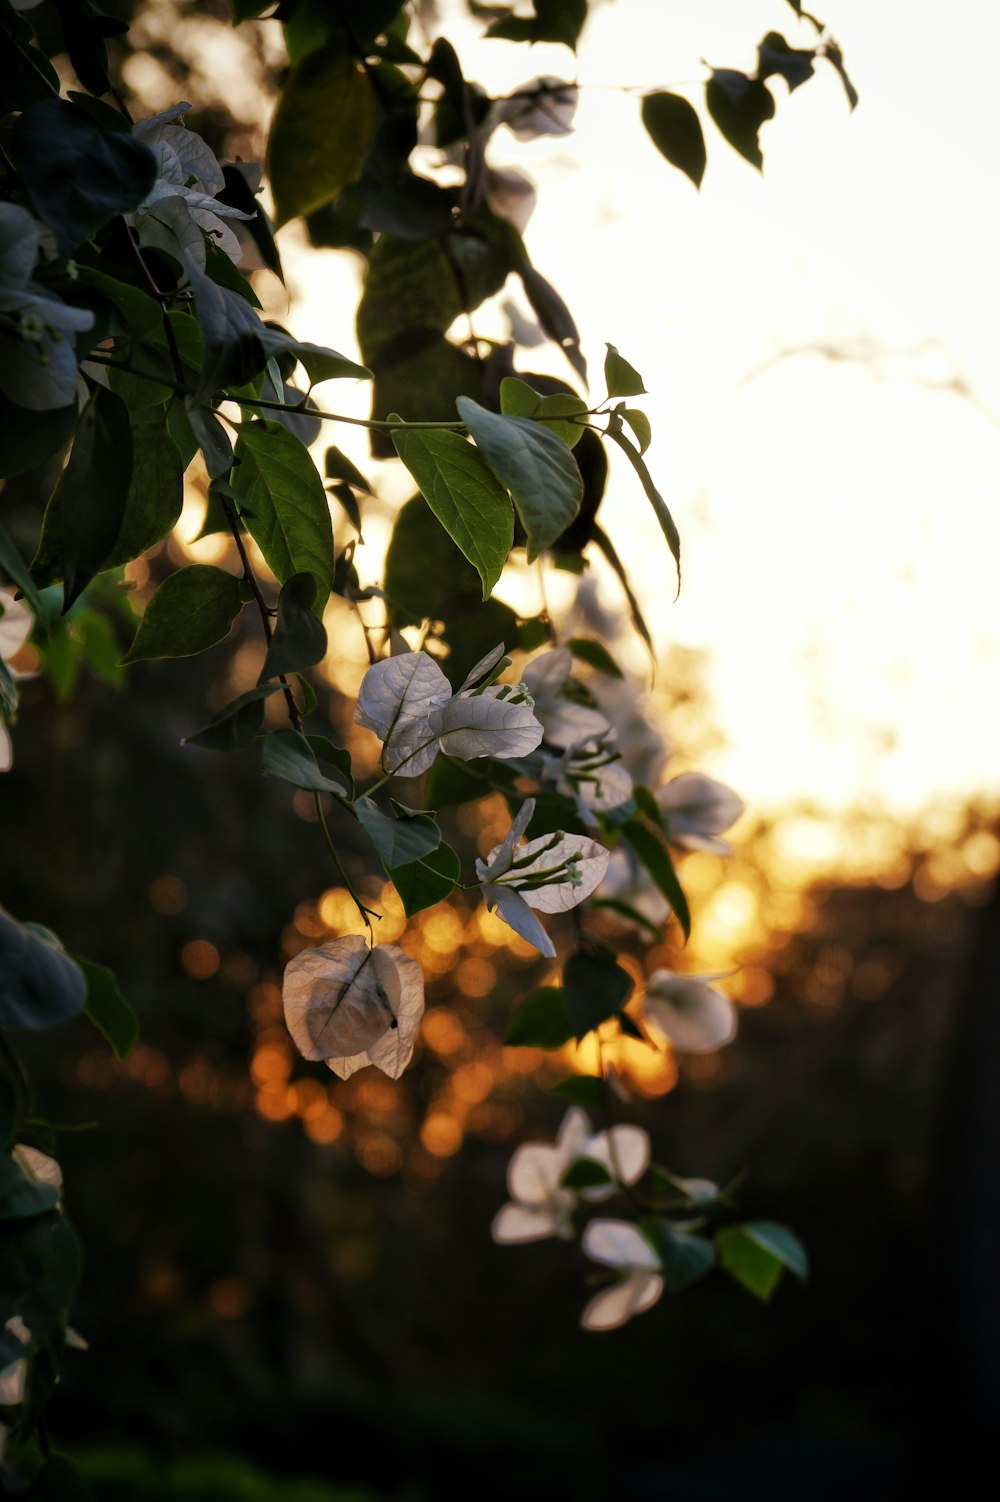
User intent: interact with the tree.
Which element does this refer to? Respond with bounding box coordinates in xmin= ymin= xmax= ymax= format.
xmin=0 ymin=0 xmax=854 ymax=1489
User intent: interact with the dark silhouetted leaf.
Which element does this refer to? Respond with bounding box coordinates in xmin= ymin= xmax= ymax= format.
xmin=75 ymin=954 xmax=138 ymax=1060
xmin=641 ymin=91 xmax=706 ymax=188
xmin=260 ymin=572 xmax=327 ymax=681
xmin=506 ymin=987 xmax=576 ymax=1049
xmin=11 ymin=99 xmax=157 ymax=257
xmin=185 ymin=684 xmax=281 ymax=752
xmin=757 ymin=31 xmax=816 ymax=91
xmin=260 ymin=727 xmax=350 ymax=795
xmin=0 ymin=911 xmax=87 ymax=1031
xmin=268 ymin=45 xmax=381 ymax=226
xmin=389 ymin=842 xmax=461 ymax=917
xmin=356 ymin=798 xmax=441 ymax=869
xmin=563 ymin=949 xmax=633 ymax=1040
xmin=622 ymin=817 xmax=691 ymax=939
xmin=705 ymin=69 xmax=776 ymax=171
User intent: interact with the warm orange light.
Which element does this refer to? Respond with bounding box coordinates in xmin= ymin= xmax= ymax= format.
xmin=421 ymin=1113 xmax=463 ymax=1157
xmin=180 ymin=939 xmax=220 ymax=979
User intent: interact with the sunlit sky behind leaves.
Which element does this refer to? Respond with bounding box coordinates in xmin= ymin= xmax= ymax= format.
xmin=237 ymin=0 xmax=1000 ymax=822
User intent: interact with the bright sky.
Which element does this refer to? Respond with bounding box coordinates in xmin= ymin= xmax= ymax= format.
xmin=280 ymin=0 xmax=1000 ymax=823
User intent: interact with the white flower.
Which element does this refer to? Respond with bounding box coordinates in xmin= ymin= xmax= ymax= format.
xmin=644 ymin=969 xmax=737 ymax=1053
xmin=547 ymin=735 xmax=634 ymax=824
xmin=354 ymin=644 xmax=542 ymax=778
xmin=657 ymin=772 xmax=744 ymax=855
xmin=476 ymin=798 xmax=609 ymax=957
xmin=580 ymin=1219 xmax=664 ymax=1332
xmin=0 ymin=204 xmax=95 ymax=411
xmin=130 ymin=103 xmax=252 ymax=270
xmin=521 ymin=648 xmax=610 ymax=749
xmin=283 ymin=935 xmax=425 ymax=1080
xmin=492 ymin=1108 xmax=649 ymax=1243
xmin=0 ymin=1315 xmax=31 ymax=1407
xmin=488 ymin=78 xmax=578 ymax=140
xmin=12 ymin=1144 xmax=61 ymax=1194
xmin=0 ymin=586 xmax=34 ymax=775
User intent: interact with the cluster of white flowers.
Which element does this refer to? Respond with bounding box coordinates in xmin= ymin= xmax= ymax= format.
xmin=279 ymin=632 xmax=751 ymax=1330
xmin=129 ymin=103 xmax=252 ymax=270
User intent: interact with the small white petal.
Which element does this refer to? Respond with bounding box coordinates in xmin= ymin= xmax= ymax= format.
xmin=582 ymin=1217 xmax=661 ymax=1272
xmin=12 ymin=1144 xmax=61 ymax=1192
xmin=483 ymin=883 xmax=555 ymax=957
xmin=283 ymin=936 xmax=395 ymax=1062
xmin=430 ymin=692 xmax=542 ymax=761
xmin=644 ymin=970 xmax=737 ymax=1053
xmin=507 ymin=1141 xmax=567 ymax=1204
xmin=476 ymin=798 xmax=536 ymax=882
xmin=658 ymin=773 xmax=745 ymax=851
xmin=516 ymin=833 xmax=610 ymax=914
xmin=0 ymin=725 xmax=11 ymax=774
xmin=492 ymin=78 xmax=578 ymax=140
xmin=555 ymin=1107 xmax=593 ymax=1161
xmin=492 ymin=1202 xmax=561 ymax=1243
xmin=458 ymin=642 xmax=507 ymax=693
xmin=581 ymin=1124 xmax=650 ymax=1200
xmin=0 ymin=1359 xmax=27 ymax=1406
xmin=0 ymin=590 xmax=32 ymax=661
xmin=580 ymin=1272 xmax=663 ymax=1332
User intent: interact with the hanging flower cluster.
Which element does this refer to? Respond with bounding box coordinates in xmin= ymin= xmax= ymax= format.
xmin=129 ymin=103 xmax=252 ymax=270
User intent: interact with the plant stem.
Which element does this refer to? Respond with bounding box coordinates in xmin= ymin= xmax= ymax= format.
xmin=314 ymin=793 xmax=377 ymax=935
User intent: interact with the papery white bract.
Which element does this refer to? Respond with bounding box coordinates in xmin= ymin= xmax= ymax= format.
xmin=547 ymin=735 xmax=634 ymax=823
xmin=283 ymin=935 xmax=425 ymax=1079
xmin=644 ymin=969 xmax=737 ymax=1053
xmin=0 ymin=585 xmax=35 ymax=775
xmin=522 ymin=648 xmax=610 ymax=749
xmin=0 ymin=205 xmax=96 ymax=411
xmin=489 ymin=78 xmax=579 ymax=140
xmin=657 ymin=772 xmax=745 ymax=855
xmin=492 ymin=1108 xmax=650 ymax=1243
xmin=0 ymin=1316 xmax=31 ymax=1407
xmin=130 ymin=103 xmax=252 ymax=269
xmin=580 ymin=1219 xmax=664 ymax=1331
xmin=476 ymin=798 xmax=609 ymax=957
xmin=354 ymin=646 xmax=542 ymax=777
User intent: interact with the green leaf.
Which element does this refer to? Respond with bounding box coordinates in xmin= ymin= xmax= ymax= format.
xmin=821 ymin=42 xmax=859 ymax=111
xmin=308 ymin=734 xmax=354 ymax=796
xmin=75 ymin=954 xmax=138 ymax=1060
xmin=620 ymin=408 xmax=651 ymax=455
xmin=189 ymin=265 xmax=266 ymax=403
xmin=103 ymin=410 xmax=184 ymax=569
xmin=505 ymin=987 xmax=576 ymax=1049
xmin=389 ymin=842 xmax=461 ymax=917
xmin=757 ymin=31 xmax=816 ymax=92
xmin=325 ymin=446 xmax=373 ymax=494
xmin=267 ymin=44 xmax=382 ymax=226
xmin=499 ymin=380 xmax=588 ymax=449
xmin=391 ymin=421 xmax=513 ymax=600
xmin=232 ymin=421 xmax=334 ymax=597
xmin=715 ymin=1220 xmax=808 ymax=1301
xmin=260 ymin=572 xmax=327 ymax=681
xmin=260 ymin=727 xmax=349 ymax=795
xmin=122 ymin=565 xmax=243 ymax=665
xmin=33 ymin=387 xmax=133 ymax=607
xmin=0 ymin=911 xmax=87 ymax=1031
xmin=561 ymin=1157 xmax=613 ymax=1190
xmin=622 ymin=817 xmax=691 ymax=939
xmin=425 ymin=754 xmax=518 ymax=810
xmin=567 ymin=637 xmax=624 ymax=678
xmin=606 ymin=421 xmax=680 ymax=590
xmin=641 ymin=91 xmax=706 ymax=188
xmin=552 ymin=1074 xmax=608 ymax=1110
xmin=456 ymin=397 xmax=583 ymax=562
xmin=185 ymin=684 xmax=282 ymax=752
xmin=486 ymin=0 xmax=587 ymax=50
xmin=105 ymin=309 xmax=202 ymax=411
xmin=604 ymin=344 xmax=646 ymax=399
xmin=257 ymin=328 xmax=371 ymax=386
xmin=12 ymin=99 xmax=157 ymax=257
xmin=641 ymin=1218 xmax=716 ymax=1290
xmin=355 ymin=797 xmax=441 ymax=869
xmin=563 ymin=950 xmax=633 ymax=1041
xmin=0 ymin=525 xmax=46 ymax=619
xmin=0 ymin=400 xmax=76 ymax=480
xmin=0 ymin=1156 xmax=59 ymax=1222
xmin=705 ymin=70 xmax=776 ymax=171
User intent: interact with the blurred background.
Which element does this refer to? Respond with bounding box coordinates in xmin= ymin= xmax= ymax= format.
xmin=3 ymin=0 xmax=1000 ymax=1497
